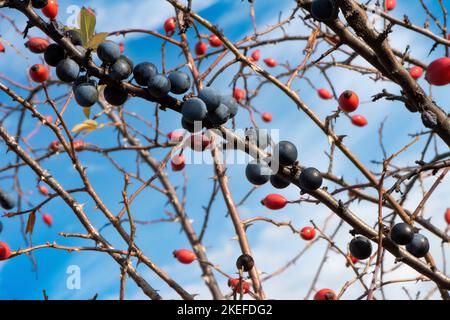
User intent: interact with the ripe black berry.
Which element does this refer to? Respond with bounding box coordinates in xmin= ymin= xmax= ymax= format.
xmin=56 ymin=58 xmax=80 ymax=83
xmin=0 ymin=189 xmax=16 ymax=210
xmin=406 ymin=234 xmax=429 ymax=258
xmin=133 ymin=62 xmax=157 ymax=86
xmin=148 ymin=74 xmax=171 ymax=98
xmin=44 ymin=43 xmax=65 ymax=67
xmin=236 ymin=254 xmax=254 ymax=272
xmin=390 ymin=223 xmax=414 ymax=245
xmin=349 ymin=236 xmax=372 ymax=260
xmin=73 ymin=78 xmax=98 ymax=107
xmin=181 ymin=117 xmax=202 ymax=133
xmin=97 ymin=41 xmax=121 ymax=64
xmin=270 ymin=174 xmax=291 ymax=189
xmin=199 ymin=87 xmax=221 ymax=112
xmin=245 ymin=160 xmax=271 ymax=185
xmin=103 ymin=86 xmax=128 ymax=106
xmin=168 ymin=71 xmax=191 ymax=94
xmin=109 ymin=58 xmax=132 ymax=80
xmin=65 ymin=29 xmax=83 ymax=46
xmin=207 ymin=103 xmax=230 ymax=125
xmin=221 ymin=95 xmax=238 ymax=118
xmin=298 ymin=167 xmax=323 ymax=191
xmin=182 ymin=98 xmax=207 ymax=123
xmin=273 ymin=141 xmax=297 ymax=166
xmin=311 ymin=0 xmax=338 ymax=22
xmin=32 ymin=0 xmax=48 ymax=9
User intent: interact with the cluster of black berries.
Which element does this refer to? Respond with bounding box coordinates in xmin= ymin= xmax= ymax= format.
xmin=181 ymin=87 xmax=238 ymax=132
xmin=245 ymin=139 xmax=323 ymax=192
xmin=390 ymin=223 xmax=430 ymax=258
xmin=41 ymin=28 xmax=194 ymax=108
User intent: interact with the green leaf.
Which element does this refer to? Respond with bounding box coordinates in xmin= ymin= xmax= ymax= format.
xmin=87 ymin=32 xmax=109 ymax=50
xmin=78 ymin=7 xmax=96 ymax=46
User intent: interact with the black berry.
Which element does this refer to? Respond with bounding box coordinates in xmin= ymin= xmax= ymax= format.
xmin=245 ymin=160 xmax=271 ymax=185
xmin=311 ymin=0 xmax=338 ymax=22
xmin=133 ymin=62 xmax=157 ymax=86
xmin=236 ymin=254 xmax=254 ymax=272
xmin=0 ymin=189 xmax=16 ymax=210
xmin=298 ymin=167 xmax=322 ymax=191
xmin=44 ymin=43 xmax=66 ymax=67
xmin=56 ymin=58 xmax=80 ymax=83
xmin=65 ymin=29 xmax=83 ymax=46
xmin=270 ymin=174 xmax=291 ymax=189
xmin=273 ymin=141 xmax=297 ymax=166
xmin=349 ymin=236 xmax=372 ymax=260
xmin=390 ymin=223 xmax=414 ymax=245
xmin=103 ymin=86 xmax=128 ymax=106
xmin=406 ymin=234 xmax=429 ymax=258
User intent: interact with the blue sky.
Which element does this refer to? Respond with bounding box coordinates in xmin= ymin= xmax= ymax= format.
xmin=0 ymin=0 xmax=449 ymax=300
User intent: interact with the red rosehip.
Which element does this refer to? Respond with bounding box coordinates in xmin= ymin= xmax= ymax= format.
xmin=351 ymin=115 xmax=368 ymax=127
xmin=0 ymin=41 xmax=4 ymax=53
xmin=42 ymin=213 xmax=53 ymax=227
xmin=385 ymin=0 xmax=396 ymax=11
xmin=73 ymin=139 xmax=86 ymax=150
xmin=300 ymin=226 xmax=316 ymax=241
xmin=228 ymin=278 xmax=250 ymax=294
xmin=167 ymin=130 xmax=183 ymax=143
xmin=445 ymin=208 xmax=450 ymax=224
xmin=234 ymin=88 xmax=246 ymax=102
xmin=314 ymin=288 xmax=337 ymax=300
xmin=171 ymin=154 xmax=186 ymax=172
xmin=425 ymin=57 xmax=450 ymax=86
xmin=38 ymin=185 xmax=49 ymax=196
xmin=195 ymin=41 xmax=207 ymax=56
xmin=173 ymin=249 xmax=196 ymax=264
xmin=0 ymin=242 xmax=11 ymax=261
xmin=119 ymin=42 xmax=125 ymax=54
xmin=42 ymin=0 xmax=58 ymax=20
xmin=29 ymin=64 xmax=49 ymax=83
xmin=164 ymin=17 xmax=176 ymax=35
xmin=261 ymin=194 xmax=287 ymax=210
xmin=261 ymin=112 xmax=272 ymax=123
xmin=48 ymin=140 xmax=60 ymax=152
xmin=338 ymin=90 xmax=359 ymax=112
xmin=318 ymin=88 xmax=333 ymax=100
xmin=264 ymin=58 xmax=277 ymax=67
xmin=409 ymin=66 xmax=423 ymax=79
xmin=25 ymin=37 xmax=49 ymax=54
xmin=251 ymin=50 xmax=261 ymax=62
xmin=209 ymin=34 xmax=223 ymax=47
xmin=190 ymin=134 xmax=210 ymax=152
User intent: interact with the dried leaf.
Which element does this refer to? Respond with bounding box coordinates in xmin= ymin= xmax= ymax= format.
xmin=26 ymin=211 xmax=36 ymax=235
xmin=87 ymin=32 xmax=109 ymax=50
xmin=83 ymin=107 xmax=91 ymax=119
xmin=71 ymin=119 xmax=99 ymax=134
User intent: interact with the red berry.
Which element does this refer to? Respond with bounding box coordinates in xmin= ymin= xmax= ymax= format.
xmin=447 ymin=34 xmax=450 ymax=41
xmin=300 ymin=226 xmax=316 ymax=241
xmin=29 ymin=64 xmax=49 ymax=83
xmin=351 ymin=115 xmax=368 ymax=127
xmin=195 ymin=42 xmax=207 ymax=56
xmin=25 ymin=37 xmax=49 ymax=54
xmin=251 ymin=50 xmax=261 ymax=62
xmin=228 ymin=278 xmax=250 ymax=294
xmin=42 ymin=0 xmax=58 ymax=20
xmin=318 ymin=88 xmax=333 ymax=100
xmin=234 ymin=88 xmax=246 ymax=102
xmin=190 ymin=134 xmax=210 ymax=151
xmin=171 ymin=154 xmax=186 ymax=172
xmin=425 ymin=57 xmax=450 ymax=86
xmin=349 ymin=254 xmax=358 ymax=264
xmin=173 ymin=249 xmax=196 ymax=264
xmin=119 ymin=42 xmax=125 ymax=54
xmin=48 ymin=140 xmax=60 ymax=152
xmin=264 ymin=58 xmax=277 ymax=67
xmin=338 ymin=90 xmax=359 ymax=112
xmin=208 ymin=34 xmax=223 ymax=47
xmin=42 ymin=213 xmax=53 ymax=227
xmin=0 ymin=41 xmax=4 ymax=53
xmin=45 ymin=115 xmax=54 ymax=123
xmin=445 ymin=208 xmax=450 ymax=224
xmin=385 ymin=0 xmax=396 ymax=11
xmin=167 ymin=130 xmax=183 ymax=142
xmin=73 ymin=139 xmax=86 ymax=150
xmin=164 ymin=17 xmax=176 ymax=35
xmin=0 ymin=242 xmax=11 ymax=261
xmin=409 ymin=66 xmax=423 ymax=79
xmin=314 ymin=288 xmax=337 ymax=300
xmin=261 ymin=194 xmax=287 ymax=210
xmin=261 ymin=112 xmax=272 ymax=123
xmin=38 ymin=185 xmax=49 ymax=196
